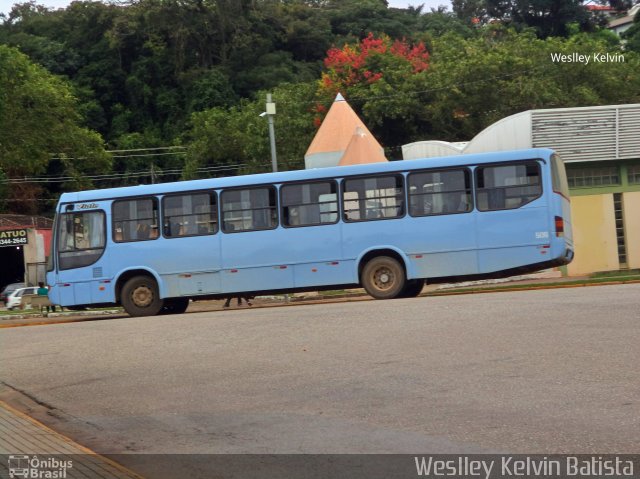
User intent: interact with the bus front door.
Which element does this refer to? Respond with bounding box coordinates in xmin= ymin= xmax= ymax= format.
xmin=52 ymin=205 xmax=111 ymax=307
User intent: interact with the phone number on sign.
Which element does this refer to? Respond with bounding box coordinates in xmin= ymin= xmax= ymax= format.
xmin=0 ymin=238 xmax=27 ymax=246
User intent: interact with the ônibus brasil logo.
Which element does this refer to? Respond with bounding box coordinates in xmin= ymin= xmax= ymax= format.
xmin=7 ymin=455 xmax=72 ymax=479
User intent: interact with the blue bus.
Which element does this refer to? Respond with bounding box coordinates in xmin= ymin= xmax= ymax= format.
xmin=46 ymin=148 xmax=573 ymax=316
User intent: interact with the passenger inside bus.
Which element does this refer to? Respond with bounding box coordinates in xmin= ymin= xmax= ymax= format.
xmin=136 ymin=222 xmax=158 ymax=240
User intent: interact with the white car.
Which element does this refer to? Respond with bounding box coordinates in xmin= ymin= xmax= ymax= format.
xmin=5 ymin=287 xmax=39 ymax=310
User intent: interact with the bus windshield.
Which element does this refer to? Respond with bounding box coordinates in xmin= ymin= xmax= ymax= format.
xmin=58 ymin=210 xmax=106 ymax=270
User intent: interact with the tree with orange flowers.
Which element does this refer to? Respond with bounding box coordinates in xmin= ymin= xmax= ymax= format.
xmin=316 ymin=33 xmax=431 ymax=147
xmin=320 ymin=33 xmax=429 ymax=96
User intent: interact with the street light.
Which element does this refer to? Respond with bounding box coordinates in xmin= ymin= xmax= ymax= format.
xmin=262 ymin=93 xmax=278 ymax=173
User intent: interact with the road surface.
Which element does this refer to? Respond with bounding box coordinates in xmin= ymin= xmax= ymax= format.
xmin=1 ymin=284 xmax=638 ymax=476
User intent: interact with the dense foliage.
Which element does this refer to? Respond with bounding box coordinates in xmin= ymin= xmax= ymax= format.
xmin=1 ymin=0 xmax=639 ymax=214
xmin=0 ymin=44 xmax=110 ymax=212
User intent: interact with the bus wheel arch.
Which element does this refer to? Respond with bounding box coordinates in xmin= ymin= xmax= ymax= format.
xmin=358 ymin=249 xmax=408 ymax=299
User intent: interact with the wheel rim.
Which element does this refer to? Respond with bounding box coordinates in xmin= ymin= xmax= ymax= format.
xmin=131 ymin=285 xmax=153 ymax=308
xmin=372 ymin=266 xmax=396 ymax=292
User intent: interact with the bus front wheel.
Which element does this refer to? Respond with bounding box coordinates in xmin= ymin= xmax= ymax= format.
xmin=121 ymin=275 xmax=163 ymax=317
xmin=361 ymin=256 xmax=406 ymax=299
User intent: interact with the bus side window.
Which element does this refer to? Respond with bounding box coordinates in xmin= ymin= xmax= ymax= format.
xmin=221 ymin=186 xmax=277 ymax=233
xmin=343 ymin=175 xmax=404 ymax=222
xmin=112 ymin=198 xmax=159 ymax=242
xmin=281 ymin=181 xmax=338 ymax=227
xmin=408 ymin=169 xmax=472 ymax=217
xmin=162 ymin=192 xmax=217 ymax=238
xmin=476 ymin=162 xmax=542 ymax=212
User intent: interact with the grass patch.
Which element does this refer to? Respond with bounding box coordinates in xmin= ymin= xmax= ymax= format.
xmin=428 ymin=275 xmax=640 ymax=295
xmin=318 ymin=290 xmax=350 ymax=296
xmin=590 ymin=269 xmax=640 ymax=279
xmin=0 ymin=308 xmax=40 ymax=316
xmin=1 ymin=306 xmax=123 ymax=317
xmin=318 ymin=289 xmax=366 ymax=297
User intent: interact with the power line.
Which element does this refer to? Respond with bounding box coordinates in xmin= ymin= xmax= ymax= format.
xmin=106 ymin=146 xmax=186 ymax=153
xmin=1 ymin=163 xmax=257 ymax=184
xmin=110 ymin=151 xmax=187 ymax=159
xmin=50 ymin=150 xmax=188 ymax=161
xmin=2 ymin=198 xmax=60 ymax=202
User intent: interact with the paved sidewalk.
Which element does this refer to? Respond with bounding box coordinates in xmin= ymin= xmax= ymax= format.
xmin=0 ymin=401 xmax=141 ymax=478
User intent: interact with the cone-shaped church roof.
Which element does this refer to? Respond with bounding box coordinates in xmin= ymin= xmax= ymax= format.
xmin=304 ymin=93 xmax=384 ymax=169
xmin=338 ymin=127 xmax=388 ymax=166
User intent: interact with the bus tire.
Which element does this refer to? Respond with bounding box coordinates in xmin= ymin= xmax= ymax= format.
xmin=361 ymin=256 xmax=406 ymax=299
xmin=160 ymin=297 xmax=189 ymax=315
xmin=121 ymin=275 xmax=163 ymax=317
xmin=399 ymin=279 xmax=424 ymax=298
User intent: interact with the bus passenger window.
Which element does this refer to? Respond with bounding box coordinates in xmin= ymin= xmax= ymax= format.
xmin=343 ymin=175 xmax=404 ymax=222
xmin=112 ymin=198 xmax=159 ymax=242
xmin=162 ymin=192 xmax=217 ymax=238
xmin=221 ymin=186 xmax=277 ymax=233
xmin=476 ymin=162 xmax=542 ymax=211
xmin=408 ymin=169 xmax=472 ymax=217
xmin=281 ymin=181 xmax=338 ymax=227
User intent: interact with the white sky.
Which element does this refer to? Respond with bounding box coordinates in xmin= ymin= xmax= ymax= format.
xmin=388 ymin=0 xmax=451 ymax=11
xmin=1 ymin=0 xmax=450 ymax=18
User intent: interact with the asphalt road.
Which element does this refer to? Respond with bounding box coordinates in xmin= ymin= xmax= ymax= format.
xmin=1 ymin=284 xmax=639 ymax=475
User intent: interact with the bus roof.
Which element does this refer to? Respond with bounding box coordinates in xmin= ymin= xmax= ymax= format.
xmin=60 ymin=148 xmax=554 ymax=204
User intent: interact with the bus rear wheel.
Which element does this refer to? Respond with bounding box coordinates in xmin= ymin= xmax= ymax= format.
xmin=361 ymin=256 xmax=406 ymax=299
xmin=121 ymin=275 xmax=163 ymax=317
xmin=160 ymin=297 xmax=189 ymax=315
xmin=399 ymin=279 xmax=424 ymax=298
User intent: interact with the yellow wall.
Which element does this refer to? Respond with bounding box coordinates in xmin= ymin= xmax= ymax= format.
xmin=567 ymin=194 xmax=619 ymax=276
xmin=623 ymin=191 xmax=640 ymax=269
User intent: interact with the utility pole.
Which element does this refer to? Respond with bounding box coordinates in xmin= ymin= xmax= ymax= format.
xmin=265 ymin=94 xmax=287 ymax=302
xmin=266 ymin=93 xmax=278 ymax=173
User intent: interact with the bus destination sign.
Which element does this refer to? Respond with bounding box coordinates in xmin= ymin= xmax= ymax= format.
xmin=0 ymin=229 xmax=29 ymax=248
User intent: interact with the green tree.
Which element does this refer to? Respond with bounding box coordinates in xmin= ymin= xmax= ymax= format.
xmin=423 ymin=28 xmax=640 ymax=141
xmin=485 ymin=0 xmax=594 ymax=37
xmin=0 ymin=45 xmax=110 ymax=213
xmin=184 ymin=81 xmax=318 ymax=178
xmin=325 ymin=0 xmax=420 ymax=40
xmin=452 ymin=0 xmax=487 ymax=24
xmin=622 ymin=9 xmax=640 ymax=53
